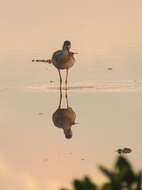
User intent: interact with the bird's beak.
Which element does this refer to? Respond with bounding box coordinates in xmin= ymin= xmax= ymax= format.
xmin=73 ymin=122 xmax=79 ymax=125
xmin=72 ymin=52 xmax=79 ymax=55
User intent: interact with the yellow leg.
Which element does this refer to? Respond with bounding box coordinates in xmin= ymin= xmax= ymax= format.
xmin=58 ymin=69 xmax=62 ymax=91
xmin=65 ymin=88 xmax=69 ymax=108
xmin=65 ymin=69 xmax=68 ymax=91
xmin=58 ymin=87 xmax=62 ymax=109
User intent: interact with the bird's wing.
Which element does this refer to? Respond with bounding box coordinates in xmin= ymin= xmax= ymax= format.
xmin=52 ymin=50 xmax=62 ymax=61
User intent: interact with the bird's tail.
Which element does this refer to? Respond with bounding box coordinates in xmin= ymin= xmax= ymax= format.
xmin=32 ymin=59 xmax=52 ymax=64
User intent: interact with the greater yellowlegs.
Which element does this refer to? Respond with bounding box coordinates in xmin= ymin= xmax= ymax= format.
xmin=32 ymin=40 xmax=77 ymax=90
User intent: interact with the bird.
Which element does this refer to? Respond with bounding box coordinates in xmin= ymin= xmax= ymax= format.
xmin=32 ymin=40 xmax=77 ymax=90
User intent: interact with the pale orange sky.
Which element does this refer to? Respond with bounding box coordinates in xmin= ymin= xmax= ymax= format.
xmin=1 ymin=1 xmax=142 ymax=190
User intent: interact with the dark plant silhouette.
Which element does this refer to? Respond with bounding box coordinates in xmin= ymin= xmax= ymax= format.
xmin=61 ymin=156 xmax=142 ymax=190
xmin=60 ymin=177 xmax=98 ymax=190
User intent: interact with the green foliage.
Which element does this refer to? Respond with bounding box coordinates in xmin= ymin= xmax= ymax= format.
xmin=115 ymin=156 xmax=136 ymax=186
xmin=61 ymin=156 xmax=142 ymax=190
xmin=73 ymin=177 xmax=97 ymax=190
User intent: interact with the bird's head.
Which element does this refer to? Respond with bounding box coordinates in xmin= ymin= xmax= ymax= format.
xmin=64 ymin=128 xmax=72 ymax=139
xmin=63 ymin=40 xmax=71 ymax=51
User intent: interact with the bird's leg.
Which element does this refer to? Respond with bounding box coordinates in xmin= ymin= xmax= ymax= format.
xmin=58 ymin=69 xmax=62 ymax=91
xmin=58 ymin=87 xmax=62 ymax=109
xmin=65 ymin=69 xmax=68 ymax=91
xmin=65 ymin=89 xmax=69 ymax=108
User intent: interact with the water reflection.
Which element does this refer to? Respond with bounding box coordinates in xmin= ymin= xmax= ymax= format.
xmin=52 ymin=89 xmax=76 ymax=139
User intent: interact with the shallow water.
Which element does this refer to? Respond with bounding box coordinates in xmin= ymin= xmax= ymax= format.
xmin=0 ymin=65 xmax=142 ymax=189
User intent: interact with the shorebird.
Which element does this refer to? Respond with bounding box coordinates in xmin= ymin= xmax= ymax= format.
xmin=32 ymin=40 xmax=77 ymax=90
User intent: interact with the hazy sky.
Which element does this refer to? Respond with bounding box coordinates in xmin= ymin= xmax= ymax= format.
xmin=1 ymin=1 xmax=142 ymax=190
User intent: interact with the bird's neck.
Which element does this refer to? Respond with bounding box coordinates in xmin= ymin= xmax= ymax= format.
xmin=62 ymin=48 xmax=70 ymax=56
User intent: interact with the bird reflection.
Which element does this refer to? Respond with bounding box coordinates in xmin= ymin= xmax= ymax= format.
xmin=52 ymin=89 xmax=76 ymax=139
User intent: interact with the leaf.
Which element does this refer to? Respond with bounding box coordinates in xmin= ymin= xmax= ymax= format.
xmin=116 ymin=156 xmax=136 ymax=184
xmin=99 ymin=166 xmax=114 ymax=180
xmin=73 ymin=177 xmax=97 ymax=190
